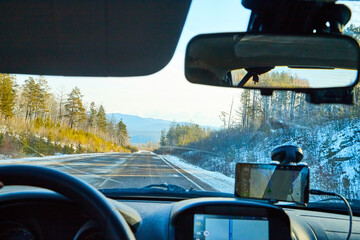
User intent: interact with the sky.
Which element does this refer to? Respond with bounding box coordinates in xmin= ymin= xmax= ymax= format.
xmin=15 ymin=0 xmax=360 ymax=127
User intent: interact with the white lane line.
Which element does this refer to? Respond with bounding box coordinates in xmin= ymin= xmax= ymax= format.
xmin=59 ymin=164 xmax=123 ymax=184
xmin=97 ymin=154 xmax=137 ymax=188
xmin=2 ymin=153 xmax=133 ymax=187
xmin=154 ymin=154 xmax=205 ymax=191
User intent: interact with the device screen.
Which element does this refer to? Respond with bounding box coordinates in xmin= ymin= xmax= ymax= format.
xmin=193 ymin=214 xmax=269 ymax=240
xmin=235 ymin=163 xmax=309 ymax=204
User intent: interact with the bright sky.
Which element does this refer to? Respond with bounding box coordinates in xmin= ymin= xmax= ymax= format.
xmin=15 ymin=0 xmax=360 ymax=127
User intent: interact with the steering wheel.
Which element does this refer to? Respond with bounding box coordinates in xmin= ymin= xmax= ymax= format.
xmin=0 ymin=165 xmax=135 ymax=240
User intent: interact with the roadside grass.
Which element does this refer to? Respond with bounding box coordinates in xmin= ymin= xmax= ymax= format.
xmin=0 ymin=117 xmax=136 ymax=159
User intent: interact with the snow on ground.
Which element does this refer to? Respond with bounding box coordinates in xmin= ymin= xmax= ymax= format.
xmin=332 ymin=142 xmax=360 ymax=159
xmin=162 ymin=155 xmax=235 ymax=193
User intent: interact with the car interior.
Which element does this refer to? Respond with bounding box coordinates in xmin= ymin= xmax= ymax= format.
xmin=0 ymin=0 xmax=359 ymax=240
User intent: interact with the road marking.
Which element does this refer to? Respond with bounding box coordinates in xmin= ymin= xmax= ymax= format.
xmin=97 ymin=154 xmax=137 ymax=188
xmin=59 ymin=164 xmax=123 ymax=184
xmin=155 ymin=154 xmax=205 ymax=191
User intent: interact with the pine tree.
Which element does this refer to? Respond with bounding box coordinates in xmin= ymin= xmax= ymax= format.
xmin=107 ymin=119 xmax=116 ymax=142
xmin=0 ymin=74 xmax=16 ymax=118
xmin=162 ymin=123 xmax=209 ymax=147
xmin=160 ymin=129 xmax=167 ymax=146
xmin=87 ymin=102 xmax=97 ymax=128
xmin=166 ymin=124 xmax=178 ymax=146
xmin=22 ymin=77 xmax=49 ymax=121
xmin=116 ymin=119 xmax=129 ymax=146
xmin=65 ymin=87 xmax=86 ymax=128
xmin=96 ymin=105 xmax=107 ymax=132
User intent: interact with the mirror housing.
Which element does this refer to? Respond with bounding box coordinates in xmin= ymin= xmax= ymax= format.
xmin=185 ymin=33 xmax=359 ymax=101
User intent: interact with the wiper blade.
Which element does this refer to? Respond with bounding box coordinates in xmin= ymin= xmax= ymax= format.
xmin=313 ymin=197 xmax=360 ymax=206
xmin=143 ymin=183 xmax=194 ymax=192
xmin=99 ymin=186 xmax=234 ymax=199
xmin=313 ymin=197 xmax=343 ymax=203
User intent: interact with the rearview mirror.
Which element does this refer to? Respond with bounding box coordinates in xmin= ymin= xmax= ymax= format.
xmin=185 ymin=33 xmax=359 ymax=92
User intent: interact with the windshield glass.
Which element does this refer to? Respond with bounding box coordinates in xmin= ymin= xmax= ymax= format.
xmin=0 ymin=1 xmax=359 ymax=204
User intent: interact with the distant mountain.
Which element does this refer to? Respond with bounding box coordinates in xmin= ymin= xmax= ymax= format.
xmin=107 ymin=113 xmax=216 ymax=144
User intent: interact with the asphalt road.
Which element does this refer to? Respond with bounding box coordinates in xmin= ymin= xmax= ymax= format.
xmin=0 ymin=152 xmax=217 ymax=191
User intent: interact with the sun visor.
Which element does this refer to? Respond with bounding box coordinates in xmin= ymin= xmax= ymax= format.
xmin=0 ymin=0 xmax=191 ymax=76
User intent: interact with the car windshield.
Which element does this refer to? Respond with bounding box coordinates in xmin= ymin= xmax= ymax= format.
xmin=0 ymin=0 xmax=359 ymax=205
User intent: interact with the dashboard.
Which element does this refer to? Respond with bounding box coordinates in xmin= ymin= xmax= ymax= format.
xmin=0 ymin=190 xmax=358 ymax=240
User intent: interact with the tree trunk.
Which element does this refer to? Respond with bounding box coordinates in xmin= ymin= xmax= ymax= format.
xmin=290 ymin=91 xmax=295 ymax=121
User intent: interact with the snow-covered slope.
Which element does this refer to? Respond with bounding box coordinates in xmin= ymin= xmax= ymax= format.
xmin=175 ymin=118 xmax=360 ymax=199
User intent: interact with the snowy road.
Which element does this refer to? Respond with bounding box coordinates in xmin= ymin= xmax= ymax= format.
xmin=0 ymin=152 xmax=234 ymax=192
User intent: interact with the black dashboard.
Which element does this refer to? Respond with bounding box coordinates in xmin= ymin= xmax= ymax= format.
xmin=0 ymin=191 xmax=359 ymax=240
xmin=0 ymin=192 xmax=86 ymax=240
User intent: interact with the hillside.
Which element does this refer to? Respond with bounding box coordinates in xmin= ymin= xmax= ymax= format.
xmin=0 ymin=74 xmax=136 ymax=159
xmin=158 ymin=117 xmax=360 ymax=199
xmin=0 ymin=117 xmax=136 ymax=159
xmin=107 ymin=113 xmax=216 ymax=144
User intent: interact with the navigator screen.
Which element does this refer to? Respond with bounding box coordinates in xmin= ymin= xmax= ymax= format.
xmin=235 ymin=163 xmax=309 ymax=204
xmin=193 ymin=214 xmax=269 ymax=240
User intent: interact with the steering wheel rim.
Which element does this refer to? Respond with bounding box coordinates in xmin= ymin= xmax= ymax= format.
xmin=0 ymin=165 xmax=135 ymax=240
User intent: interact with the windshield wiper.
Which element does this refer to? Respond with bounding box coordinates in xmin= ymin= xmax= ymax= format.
xmin=99 ymin=185 xmax=233 ymax=199
xmin=100 ymin=183 xmax=195 ymax=194
xmin=312 ymin=197 xmax=360 ymax=205
xmin=143 ymin=183 xmax=194 ymax=192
